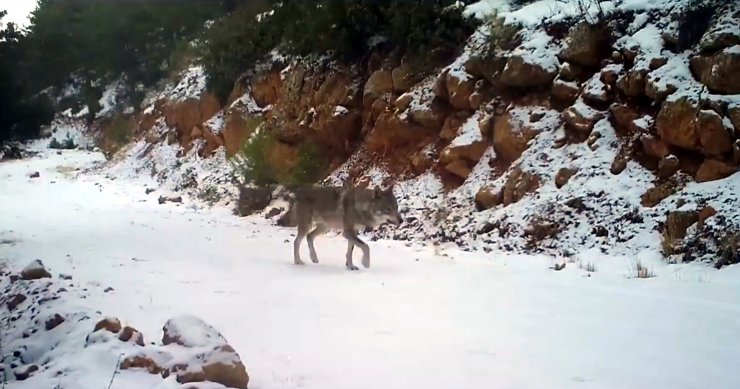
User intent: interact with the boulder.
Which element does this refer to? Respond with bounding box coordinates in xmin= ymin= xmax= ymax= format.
xmin=474 ymin=186 xmax=502 ymax=210
xmin=363 ymin=69 xmax=393 ymax=108
xmin=656 ymin=98 xmax=734 ymax=155
xmin=563 ymin=103 xmax=604 ymax=136
xmin=493 ymin=112 xmax=538 ymax=163
xmin=440 ymin=116 xmax=464 ymax=141
xmin=616 ymin=69 xmax=647 ymax=97
xmin=391 ymin=63 xmax=417 ymax=93
xmin=559 ymin=22 xmax=607 ymax=67
xmin=446 ymin=70 xmax=477 ymax=111
xmin=441 ymin=141 xmax=488 ymax=165
xmin=366 ymin=112 xmax=433 ymax=152
xmin=411 ymin=149 xmax=435 ymax=174
xmin=665 ymin=211 xmax=699 ymax=240
xmin=600 ymin=64 xmax=622 ymax=85
xmin=555 ymin=168 xmax=578 ymax=188
xmin=610 ymin=154 xmax=628 ymax=175
xmin=698 ymin=206 xmax=717 ymax=226
xmin=394 ymin=93 xmax=414 ymax=111
xmin=94 ymin=317 xmax=122 ymax=333
xmin=658 ymin=155 xmax=680 ymax=178
xmin=690 ymin=47 xmax=740 ymax=94
xmin=500 ymin=55 xmax=557 ymax=87
xmin=7 ymin=294 xmax=26 ymax=310
xmin=697 ymin=110 xmax=734 ymax=156
xmin=502 ymin=167 xmax=539 ymax=206
xmin=120 ymin=351 xmax=170 ymax=375
xmin=45 ymin=313 xmax=65 ymax=331
xmin=14 ymin=365 xmax=39 ymax=381
xmin=408 ymin=101 xmax=449 ymax=130
xmin=582 ymin=76 xmax=610 ymax=106
xmin=696 ymin=159 xmax=738 ymax=182
xmin=433 ymin=68 xmax=449 ymax=99
xmin=444 ymin=159 xmax=472 ymax=179
xmin=162 ymin=315 xmax=227 ymax=347
xmin=119 ymin=326 xmax=146 ymax=346
xmin=640 ymin=134 xmax=671 ymax=159
xmin=174 ymin=344 xmax=250 ymax=389
xmin=551 ymin=79 xmax=580 ymax=106
xmin=236 ymin=186 xmax=273 ymax=217
xmin=21 ymin=259 xmax=51 ymax=280
xmin=729 ymin=105 xmax=740 ymax=134
xmin=251 ymin=72 xmax=281 ymax=107
xmin=558 ymin=62 xmax=585 ymax=82
xmin=610 ymin=104 xmax=644 ymax=135
xmin=641 ymin=184 xmax=675 ymax=207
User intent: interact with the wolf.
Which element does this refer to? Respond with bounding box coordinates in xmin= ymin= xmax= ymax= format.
xmin=286 ymin=184 xmax=403 ymax=270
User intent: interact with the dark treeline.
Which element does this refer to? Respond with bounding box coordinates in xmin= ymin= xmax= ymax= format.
xmin=1 ymin=0 xmax=476 ymax=143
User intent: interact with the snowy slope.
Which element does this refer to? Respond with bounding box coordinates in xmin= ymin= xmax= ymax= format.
xmin=2 ymin=149 xmax=740 ymax=389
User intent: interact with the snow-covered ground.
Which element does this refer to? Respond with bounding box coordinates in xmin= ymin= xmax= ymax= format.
xmin=2 ymin=149 xmax=740 ymax=389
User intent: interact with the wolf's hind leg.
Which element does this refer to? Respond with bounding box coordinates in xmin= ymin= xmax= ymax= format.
xmin=307 ymin=224 xmax=328 ymax=263
xmin=294 ymin=223 xmax=309 ymax=265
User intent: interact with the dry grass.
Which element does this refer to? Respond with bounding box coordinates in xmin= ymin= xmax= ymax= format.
xmin=579 ymin=261 xmax=597 ymax=273
xmin=634 ymin=260 xmax=656 ymax=279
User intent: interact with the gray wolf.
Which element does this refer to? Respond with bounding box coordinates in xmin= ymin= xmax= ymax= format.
xmin=286 ymin=184 xmax=402 ymax=270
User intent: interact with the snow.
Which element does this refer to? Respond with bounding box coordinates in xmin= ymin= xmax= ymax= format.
xmin=97 ymin=78 xmax=128 ymax=118
xmin=2 ymin=149 xmax=740 ymax=389
xmin=332 ymin=105 xmax=349 ymax=117
xmin=162 ymin=315 xmax=226 ymax=347
xmin=504 ymin=0 xmax=686 ymax=26
xmin=450 ymin=112 xmax=483 ymax=147
xmin=164 ymin=66 xmax=207 ymax=102
xmin=39 ymin=119 xmax=96 ymax=150
xmin=629 ymin=23 xmax=665 ymax=69
xmin=510 ymin=29 xmax=560 ymax=72
xmin=725 ymin=45 xmax=740 ymax=55
xmin=463 ymin=0 xmax=511 ymax=20
xmin=205 ymin=112 xmax=226 ymax=135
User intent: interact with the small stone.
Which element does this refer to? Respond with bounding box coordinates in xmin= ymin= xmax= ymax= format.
xmin=94 ymin=317 xmax=122 ymax=333
xmin=21 ymin=260 xmax=52 ymax=280
xmin=698 ymin=206 xmax=717 ymax=226
xmin=119 ymin=326 xmax=145 ymax=346
xmin=610 ymin=155 xmax=627 ymax=175
xmin=29 ymin=172 xmax=40 ymax=178
xmin=14 ymin=364 xmax=39 ymax=381
xmin=45 ymin=314 xmax=66 ymax=331
xmin=7 ymin=294 xmax=27 ymax=310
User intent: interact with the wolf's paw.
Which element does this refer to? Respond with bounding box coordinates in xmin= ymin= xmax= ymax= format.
xmin=310 ymin=256 xmax=319 ymax=264
xmin=346 ymin=264 xmax=359 ymax=271
xmin=362 ymin=257 xmax=370 ymax=268
xmin=294 ymin=259 xmax=305 ymax=265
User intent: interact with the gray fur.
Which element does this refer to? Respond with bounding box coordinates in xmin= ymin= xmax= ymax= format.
xmin=288 ymin=184 xmax=402 ymax=270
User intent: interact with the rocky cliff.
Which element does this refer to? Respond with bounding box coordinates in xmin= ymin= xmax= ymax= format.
xmin=86 ymin=0 xmax=739 ymax=267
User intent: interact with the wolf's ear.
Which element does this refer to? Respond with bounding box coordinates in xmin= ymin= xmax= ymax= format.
xmin=373 ymin=185 xmax=382 ymax=198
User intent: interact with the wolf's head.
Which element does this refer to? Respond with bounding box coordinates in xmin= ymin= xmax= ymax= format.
xmin=370 ymin=186 xmax=403 ymax=226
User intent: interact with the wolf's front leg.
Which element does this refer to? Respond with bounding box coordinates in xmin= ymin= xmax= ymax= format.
xmin=345 ymin=240 xmax=358 ymax=270
xmin=343 ymin=229 xmax=370 ymax=269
